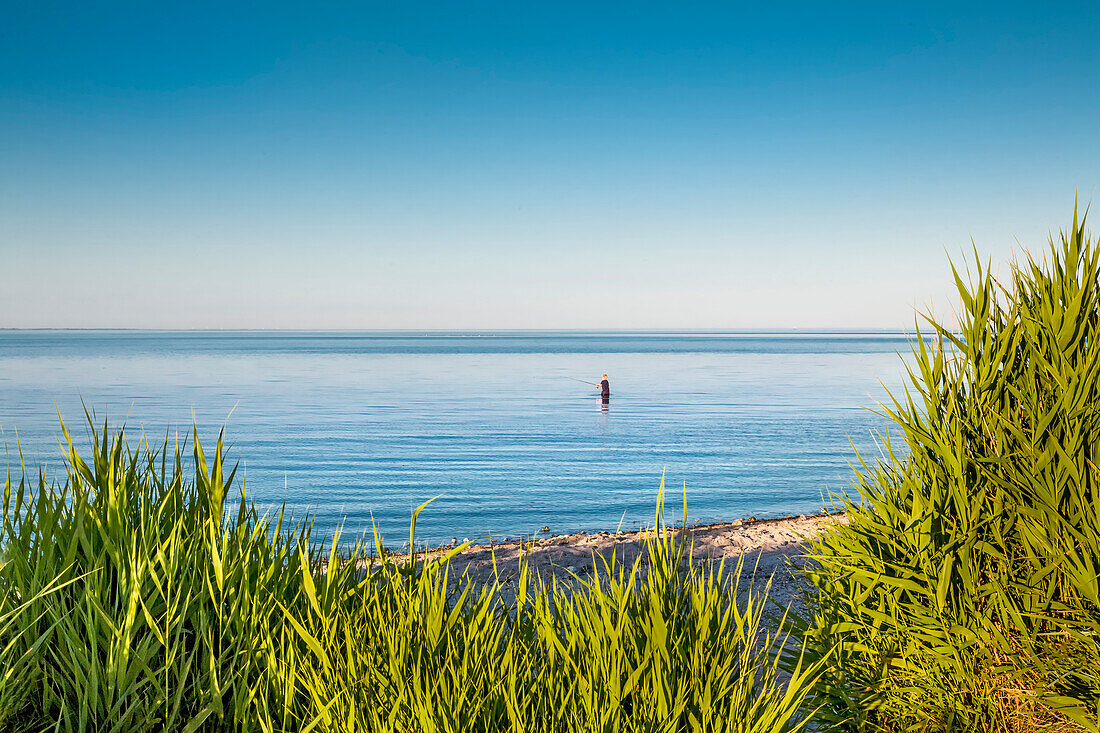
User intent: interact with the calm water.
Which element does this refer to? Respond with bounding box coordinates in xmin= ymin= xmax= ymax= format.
xmin=0 ymin=331 xmax=911 ymax=546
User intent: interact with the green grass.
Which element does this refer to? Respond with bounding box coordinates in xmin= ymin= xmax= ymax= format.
xmin=797 ymin=204 xmax=1100 ymax=731
xmin=0 ymin=416 xmax=818 ymax=732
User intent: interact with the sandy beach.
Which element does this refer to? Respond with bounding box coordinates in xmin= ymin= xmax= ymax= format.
xmin=389 ymin=510 xmax=849 ymax=610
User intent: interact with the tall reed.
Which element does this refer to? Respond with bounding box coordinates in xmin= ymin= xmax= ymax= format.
xmin=0 ymin=418 xmax=317 ymax=731
xmin=0 ymin=416 xmax=817 ymax=731
xmin=271 ymin=486 xmax=820 ymax=732
xmin=798 ymin=204 xmax=1100 ymax=731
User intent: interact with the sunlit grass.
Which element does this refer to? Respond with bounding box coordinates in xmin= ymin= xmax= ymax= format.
xmin=0 ymin=415 xmax=818 ymax=731
xmin=798 ymin=204 xmax=1100 ymax=731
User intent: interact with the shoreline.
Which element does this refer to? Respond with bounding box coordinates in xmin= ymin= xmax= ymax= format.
xmin=376 ymin=510 xmax=849 ymax=609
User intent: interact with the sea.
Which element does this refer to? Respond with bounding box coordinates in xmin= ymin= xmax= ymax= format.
xmin=0 ymin=330 xmax=912 ymax=547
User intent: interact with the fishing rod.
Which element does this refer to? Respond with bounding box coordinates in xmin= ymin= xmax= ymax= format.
xmin=564 ymin=376 xmax=601 ymax=387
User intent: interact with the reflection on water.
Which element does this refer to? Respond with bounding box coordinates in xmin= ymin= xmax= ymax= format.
xmin=0 ymin=331 xmax=911 ymax=545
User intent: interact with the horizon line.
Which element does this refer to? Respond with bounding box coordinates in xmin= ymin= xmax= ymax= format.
xmin=0 ymin=326 xmax=917 ymax=334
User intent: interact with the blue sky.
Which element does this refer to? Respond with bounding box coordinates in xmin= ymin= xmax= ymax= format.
xmin=2 ymin=2 xmax=1098 ymax=328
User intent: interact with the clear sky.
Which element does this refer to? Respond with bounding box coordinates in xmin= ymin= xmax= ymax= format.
xmin=2 ymin=2 xmax=1098 ymax=329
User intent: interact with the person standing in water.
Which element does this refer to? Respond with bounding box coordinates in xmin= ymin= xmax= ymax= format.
xmin=599 ymin=374 xmax=610 ymax=399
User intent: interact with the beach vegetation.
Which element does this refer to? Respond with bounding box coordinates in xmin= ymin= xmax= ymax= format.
xmin=0 ymin=418 xmax=817 ymax=731
xmin=798 ymin=205 xmax=1100 ymax=731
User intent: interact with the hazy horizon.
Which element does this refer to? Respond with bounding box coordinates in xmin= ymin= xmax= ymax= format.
xmin=0 ymin=327 xmax=914 ymax=333
xmin=2 ymin=3 xmax=1097 ymax=330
